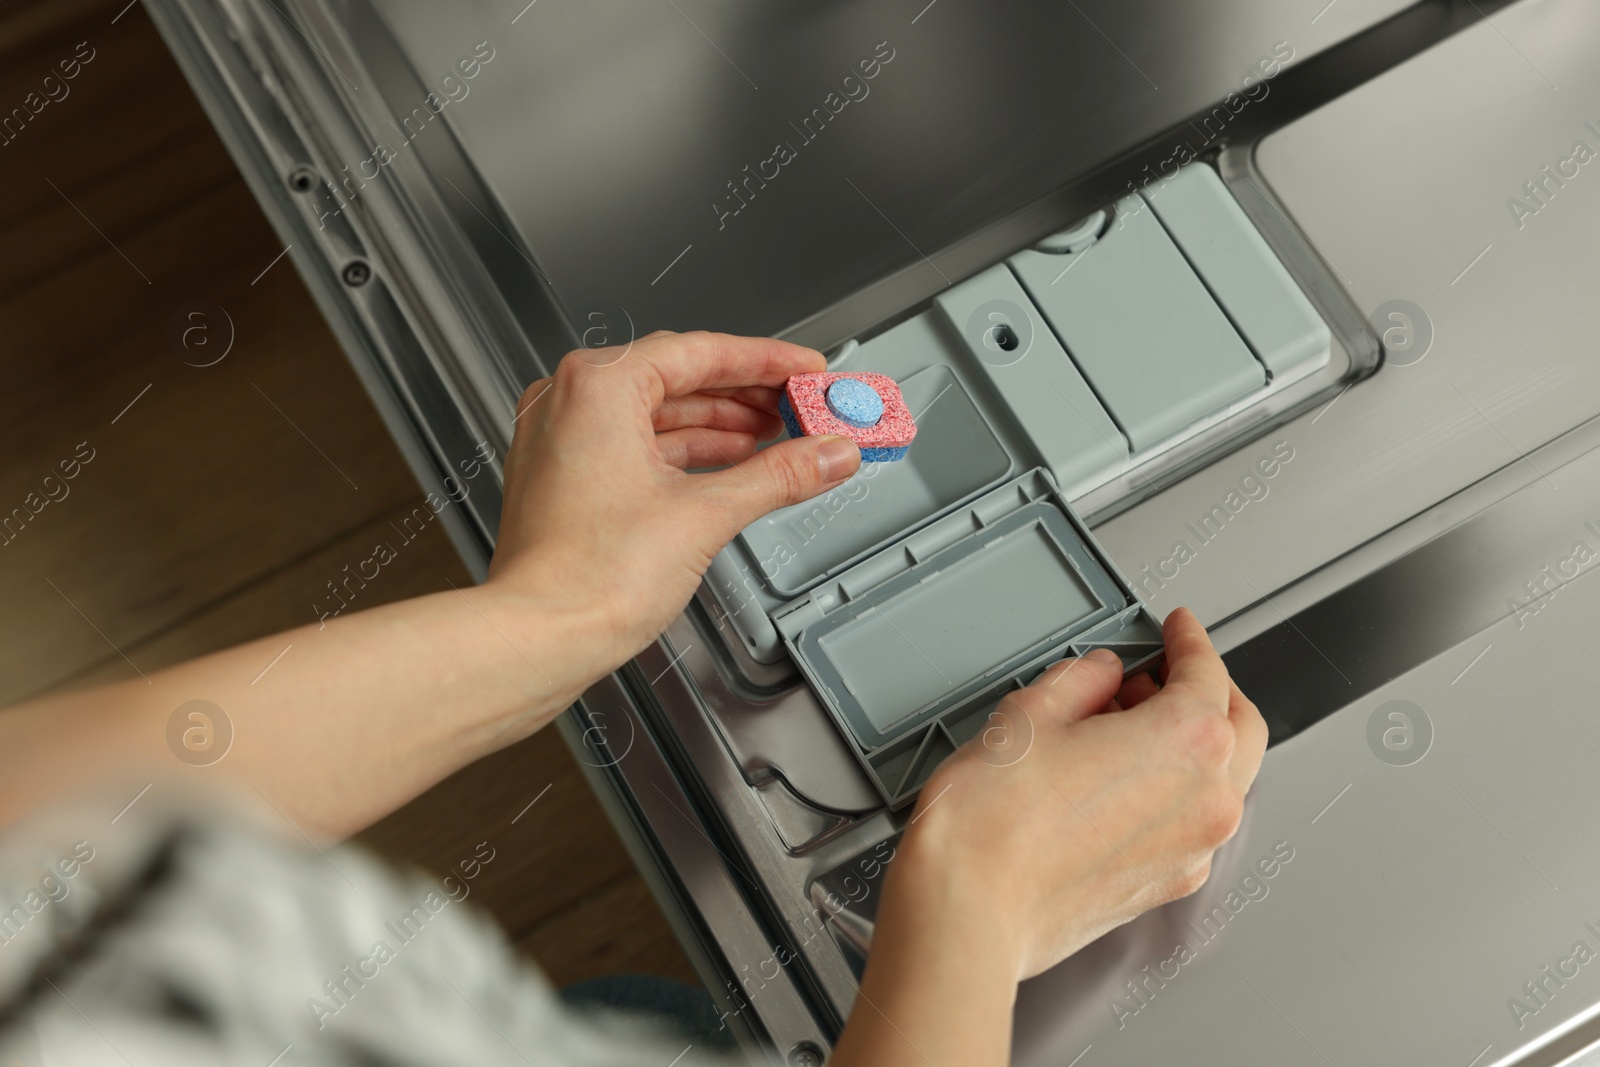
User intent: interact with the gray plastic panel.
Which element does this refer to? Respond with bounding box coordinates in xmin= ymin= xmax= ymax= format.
xmin=776 ymin=468 xmax=1162 ymax=808
xmin=1011 ymin=195 xmax=1264 ymax=451
xmin=802 ymin=501 xmax=1121 ymax=745
xmin=707 ymin=162 xmax=1346 ymax=668
xmin=933 ymin=264 xmax=1128 ymax=492
xmin=1143 ymin=164 xmax=1331 ymax=381
xmin=737 ymin=365 xmax=1011 ymax=596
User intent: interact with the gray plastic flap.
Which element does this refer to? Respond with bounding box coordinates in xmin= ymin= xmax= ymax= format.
xmin=776 ymin=469 xmax=1161 ymax=790
xmin=1011 ymin=194 xmax=1264 ymax=451
xmin=1143 ymin=164 xmax=1331 ymax=380
xmin=797 ymin=500 xmax=1123 ymax=748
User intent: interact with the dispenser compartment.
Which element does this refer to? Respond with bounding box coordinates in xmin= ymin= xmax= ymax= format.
xmin=703 ymin=161 xmax=1354 ymax=805
xmin=736 ymin=365 xmax=1013 ymax=597
xmin=932 ymin=264 xmax=1129 ymax=495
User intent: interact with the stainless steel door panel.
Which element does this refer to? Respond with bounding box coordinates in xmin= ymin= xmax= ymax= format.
xmin=357 ymin=0 xmax=1421 ymax=346
xmin=1092 ymin=0 xmax=1600 ymax=631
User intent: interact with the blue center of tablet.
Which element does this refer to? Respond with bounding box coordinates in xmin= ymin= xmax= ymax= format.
xmin=825 ymin=378 xmax=884 ymax=428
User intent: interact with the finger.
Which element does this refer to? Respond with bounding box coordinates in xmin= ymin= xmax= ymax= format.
xmin=1156 ymin=607 xmax=1231 ymax=714
xmin=631 ymin=331 xmax=826 ymax=401
xmin=1017 ymin=650 xmax=1124 ymax=725
xmin=1226 ymin=679 xmax=1269 ymax=795
xmin=692 ymin=434 xmax=860 ymax=537
xmin=1117 ymin=672 xmax=1161 ymax=709
xmin=656 ymin=428 xmax=759 ymax=470
xmin=655 ymin=394 xmax=783 ymax=437
xmin=701 ymin=384 xmax=787 ymax=415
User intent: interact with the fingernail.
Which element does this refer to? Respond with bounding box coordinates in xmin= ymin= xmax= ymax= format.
xmin=1085 ymin=648 xmax=1121 ymax=665
xmin=816 ymin=436 xmax=860 ymax=482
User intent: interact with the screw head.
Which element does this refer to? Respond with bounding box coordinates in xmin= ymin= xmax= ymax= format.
xmin=288 ymin=166 xmax=317 ymax=193
xmin=341 ymin=261 xmax=371 ymax=287
xmin=788 ymin=1042 xmax=825 ymax=1067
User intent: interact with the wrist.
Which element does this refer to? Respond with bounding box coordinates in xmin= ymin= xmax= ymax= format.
xmin=486 ymin=542 xmax=664 ymax=658
xmin=877 ymin=826 xmax=1028 ymax=985
xmin=835 ymin=834 xmax=1020 ymax=1067
xmin=468 ymin=575 xmax=623 ymax=731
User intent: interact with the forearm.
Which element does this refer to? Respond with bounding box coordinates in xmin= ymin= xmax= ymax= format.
xmin=830 ymin=839 xmax=1020 ymax=1067
xmin=0 ymin=579 xmax=616 ymax=837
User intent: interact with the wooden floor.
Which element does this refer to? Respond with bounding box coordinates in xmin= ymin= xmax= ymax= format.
xmin=0 ymin=0 xmax=694 ymax=988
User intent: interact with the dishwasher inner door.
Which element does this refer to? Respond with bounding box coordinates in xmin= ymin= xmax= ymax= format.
xmin=147 ymin=0 xmax=1600 ymax=1062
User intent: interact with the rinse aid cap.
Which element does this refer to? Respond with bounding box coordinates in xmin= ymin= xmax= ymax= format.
xmin=777 ymin=371 xmax=918 ymax=462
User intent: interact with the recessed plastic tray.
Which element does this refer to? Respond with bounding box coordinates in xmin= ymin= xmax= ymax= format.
xmin=737 ymin=365 xmax=1012 ymax=596
xmin=932 ymin=263 xmax=1128 ymax=493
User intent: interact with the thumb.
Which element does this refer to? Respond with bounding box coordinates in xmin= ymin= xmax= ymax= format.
xmin=696 ymin=434 xmax=861 ymax=539
xmin=1017 ymin=649 xmax=1125 ymax=725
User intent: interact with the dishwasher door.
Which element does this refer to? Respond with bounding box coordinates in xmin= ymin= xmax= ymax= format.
xmin=147 ymin=0 xmax=1600 ymax=1062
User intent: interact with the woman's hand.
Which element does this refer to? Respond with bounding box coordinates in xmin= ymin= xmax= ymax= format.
xmin=903 ymin=607 xmax=1267 ymax=977
xmin=487 ymin=330 xmax=860 ymax=670
xmin=832 ymin=608 xmax=1268 ymax=1067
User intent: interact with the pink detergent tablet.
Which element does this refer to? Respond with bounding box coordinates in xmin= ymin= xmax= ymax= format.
xmin=778 ymin=371 xmax=916 ymax=461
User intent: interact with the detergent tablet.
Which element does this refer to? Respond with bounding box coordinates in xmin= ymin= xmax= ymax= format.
xmin=779 ymin=371 xmax=917 ymax=462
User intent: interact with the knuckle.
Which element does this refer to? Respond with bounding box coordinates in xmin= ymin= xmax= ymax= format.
xmin=999 ymin=686 xmax=1046 ymax=721
xmin=554 ymin=350 xmax=593 ymax=383
xmin=1171 ymin=858 xmax=1212 ymax=900
xmin=515 ymin=377 xmax=555 ymax=416
xmin=1236 ymin=692 xmax=1266 ymax=732
xmin=1182 ymin=711 xmax=1234 ymax=767
xmin=1013 ymin=681 xmax=1082 ymax=728
xmin=679 ymin=329 xmax=718 ymax=359
xmin=1195 ymin=786 xmax=1244 ymax=847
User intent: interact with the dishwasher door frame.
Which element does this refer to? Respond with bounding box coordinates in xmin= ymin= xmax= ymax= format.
xmin=146 ymin=3 xmax=835 ymax=1057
